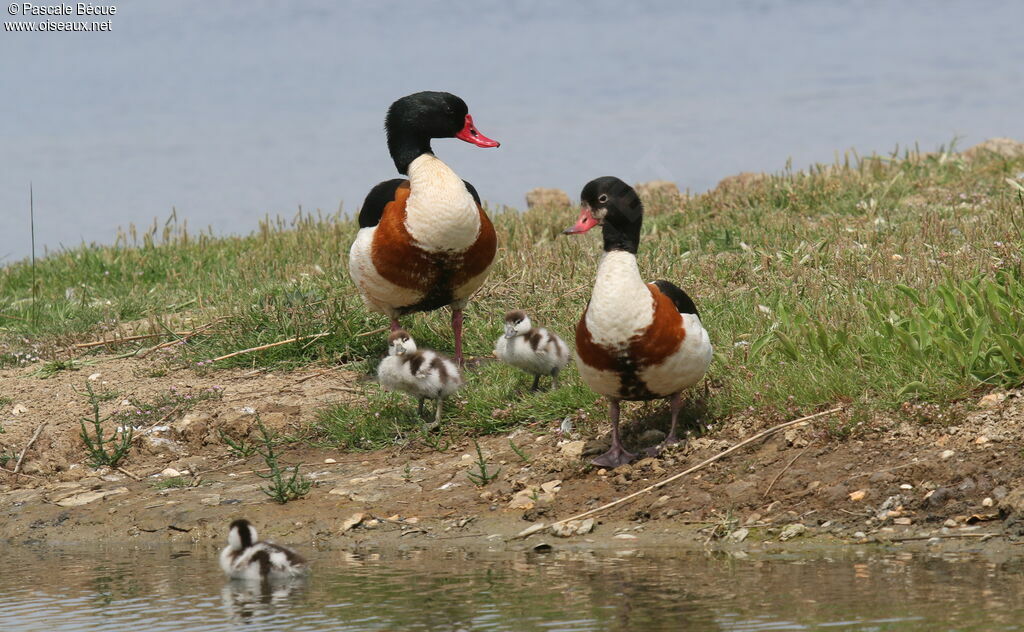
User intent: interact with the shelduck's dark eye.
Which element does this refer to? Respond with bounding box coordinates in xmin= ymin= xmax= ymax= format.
xmin=598 ymin=194 xmax=609 ymax=204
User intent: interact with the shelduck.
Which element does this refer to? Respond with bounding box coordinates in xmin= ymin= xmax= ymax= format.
xmin=377 ymin=329 xmax=464 ymax=427
xmin=349 ymin=91 xmax=500 ymax=364
xmin=219 ymin=519 xmax=308 ymax=580
xmin=494 ymin=310 xmax=570 ymax=390
xmin=562 ymin=177 xmax=713 ymax=468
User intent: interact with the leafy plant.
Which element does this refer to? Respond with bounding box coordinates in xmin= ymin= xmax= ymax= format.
xmin=78 ymin=382 xmax=133 ymax=467
xmin=466 ymin=440 xmax=501 ymax=487
xmin=254 ymin=417 xmax=311 ymax=503
xmin=153 ymin=476 xmax=189 ymax=490
xmin=219 ymin=429 xmax=257 ymax=458
xmin=509 ymin=439 xmax=531 ymax=463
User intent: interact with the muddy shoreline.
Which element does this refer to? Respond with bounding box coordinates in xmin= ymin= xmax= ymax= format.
xmin=2 ymin=354 xmax=1023 ymax=555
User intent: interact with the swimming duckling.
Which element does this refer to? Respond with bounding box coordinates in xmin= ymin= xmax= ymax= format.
xmin=494 ymin=310 xmax=570 ymax=390
xmin=219 ymin=519 xmax=308 ymax=580
xmin=377 ymin=329 xmax=463 ymax=427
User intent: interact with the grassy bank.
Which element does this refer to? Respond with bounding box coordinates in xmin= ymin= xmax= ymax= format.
xmin=2 ymin=144 xmax=1023 ymax=447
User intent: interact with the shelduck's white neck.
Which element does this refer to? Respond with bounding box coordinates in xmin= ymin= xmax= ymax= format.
xmin=586 ymin=250 xmax=653 ymax=345
xmin=404 ymin=154 xmax=481 ymax=252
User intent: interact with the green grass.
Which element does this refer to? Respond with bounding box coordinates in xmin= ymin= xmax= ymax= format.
xmin=3 ymin=143 xmax=1024 ymax=449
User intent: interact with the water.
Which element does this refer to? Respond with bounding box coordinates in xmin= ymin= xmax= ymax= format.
xmin=1 ymin=543 xmax=1023 ymax=631
xmin=3 ymin=1 xmax=1024 ymax=262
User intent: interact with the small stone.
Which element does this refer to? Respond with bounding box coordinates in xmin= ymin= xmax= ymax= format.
xmin=11 ymin=404 xmax=27 ymax=415
xmin=899 ymin=484 xmax=913 ymax=490
xmin=160 ymin=468 xmax=181 ymax=478
xmin=975 ymin=436 xmax=990 ymax=445
xmin=893 ymin=517 xmax=912 ymax=525
xmin=341 ymin=512 xmax=365 ymax=532
xmin=779 ymin=523 xmax=807 ymax=541
xmin=613 ymin=533 xmax=638 ymax=540
xmin=551 ymin=521 xmax=580 ymax=537
xmin=943 ymin=518 xmax=958 ymax=528
xmin=328 ymin=487 xmax=350 ymax=496
xmin=597 ymin=469 xmax=608 ymax=476
xmin=727 ymin=527 xmax=749 ymax=543
xmin=853 ymin=531 xmax=867 ymax=539
xmin=650 ymin=495 xmax=671 ymax=509
xmin=324 ymin=458 xmax=336 ymax=464
xmin=200 ymin=495 xmax=221 ymax=506
xmin=849 ymin=490 xmax=868 ymax=502
xmin=982 ymin=497 xmax=994 ymax=507
xmin=940 ymin=450 xmax=955 ymax=460
xmin=88 ymin=372 xmax=102 ymax=381
xmin=540 ymin=480 xmax=562 ymax=494
xmin=977 ymin=393 xmax=1005 ymax=408
xmin=513 ymin=523 xmax=547 ymax=540
xmin=577 ymin=518 xmax=595 ymax=535
xmin=559 ymin=440 xmax=585 ymax=459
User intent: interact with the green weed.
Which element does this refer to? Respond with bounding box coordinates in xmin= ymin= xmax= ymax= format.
xmin=254 ymin=417 xmax=311 ymax=504
xmin=77 ymin=382 xmax=132 ymax=468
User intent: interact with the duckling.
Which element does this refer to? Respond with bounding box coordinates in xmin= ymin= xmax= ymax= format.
xmin=377 ymin=330 xmax=463 ymax=427
xmin=219 ymin=519 xmax=308 ymax=581
xmin=494 ymin=310 xmax=570 ymax=390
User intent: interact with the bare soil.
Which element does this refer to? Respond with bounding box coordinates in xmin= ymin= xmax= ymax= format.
xmin=2 ymin=353 xmax=1024 ymax=552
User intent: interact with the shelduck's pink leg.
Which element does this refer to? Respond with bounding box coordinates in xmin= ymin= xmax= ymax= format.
xmin=665 ymin=393 xmax=683 ymax=444
xmin=591 ymin=398 xmax=636 ymax=468
xmin=452 ymin=309 xmax=464 ymax=365
xmin=390 ymin=318 xmax=401 ymax=332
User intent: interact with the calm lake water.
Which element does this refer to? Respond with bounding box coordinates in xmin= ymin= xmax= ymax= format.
xmin=3 ymin=1 xmax=1024 ymax=262
xmin=1 ymin=543 xmax=1023 ymax=631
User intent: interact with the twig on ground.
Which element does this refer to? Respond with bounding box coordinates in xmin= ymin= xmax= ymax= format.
xmin=74 ymin=332 xmax=194 ymax=349
xmin=356 ymin=326 xmax=388 ymax=338
xmin=117 ymin=466 xmax=142 ymax=481
xmin=14 ymin=423 xmax=46 ymax=474
xmin=548 ymin=407 xmax=843 ymax=532
xmin=211 ymin=332 xmax=329 ymax=363
xmin=762 ymin=442 xmax=815 ymax=500
xmin=294 ymin=365 xmax=343 ymax=384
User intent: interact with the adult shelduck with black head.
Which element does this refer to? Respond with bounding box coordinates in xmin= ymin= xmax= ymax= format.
xmin=563 ymin=177 xmax=713 ymax=468
xmin=349 ymin=91 xmax=500 ymax=365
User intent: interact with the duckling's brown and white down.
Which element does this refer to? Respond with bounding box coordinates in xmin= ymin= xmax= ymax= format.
xmin=563 ymin=176 xmax=713 ymax=468
xmin=377 ymin=330 xmax=463 ymax=427
xmin=220 ymin=519 xmax=308 ymax=581
xmin=494 ymin=311 xmax=570 ymax=390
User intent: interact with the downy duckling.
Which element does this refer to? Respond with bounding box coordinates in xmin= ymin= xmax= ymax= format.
xmin=494 ymin=310 xmax=570 ymax=390
xmin=377 ymin=329 xmax=463 ymax=427
xmin=220 ymin=519 xmax=308 ymax=580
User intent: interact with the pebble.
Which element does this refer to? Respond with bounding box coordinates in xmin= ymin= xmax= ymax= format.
xmin=853 ymin=531 xmax=867 ymax=539
xmin=324 ymin=458 xmax=336 ymax=464
xmin=727 ymin=528 xmax=749 ymax=543
xmin=940 ymin=449 xmax=956 ymax=460
xmin=160 ymin=468 xmax=181 ymax=478
xmin=613 ymin=533 xmax=638 ymax=540
xmin=943 ymin=518 xmax=958 ymax=528
xmin=88 ymin=372 xmax=102 ymax=381
xmin=779 ymin=523 xmax=807 ymax=541
xmin=982 ymin=497 xmax=994 ymax=507
xmin=893 ymin=517 xmax=912 ymax=525
xmin=848 ymin=490 xmax=868 ymax=502
xmin=899 ymin=484 xmax=913 ymax=490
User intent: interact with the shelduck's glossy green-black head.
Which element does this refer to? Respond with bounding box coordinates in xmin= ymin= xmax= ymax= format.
xmin=562 ymin=176 xmax=643 ymax=254
xmin=385 ymin=91 xmax=499 ymax=174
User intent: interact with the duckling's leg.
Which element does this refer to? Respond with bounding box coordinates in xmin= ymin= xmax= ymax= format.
xmin=531 ymin=374 xmax=541 ymax=391
xmin=591 ymin=398 xmax=636 ymax=468
xmin=390 ymin=318 xmax=401 ymax=332
xmin=434 ymin=397 xmax=444 ymax=427
xmin=551 ymin=369 xmax=560 ymax=390
xmin=452 ymin=309 xmax=464 ymax=365
xmin=417 ymin=397 xmax=426 ymax=417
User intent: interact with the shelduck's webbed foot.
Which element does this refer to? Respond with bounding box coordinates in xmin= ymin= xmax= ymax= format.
xmin=591 ymin=445 xmax=637 ymax=469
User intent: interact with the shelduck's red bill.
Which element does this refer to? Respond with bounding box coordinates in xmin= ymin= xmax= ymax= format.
xmin=562 ymin=206 xmax=601 ymax=235
xmin=455 ymin=114 xmax=500 ymax=148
